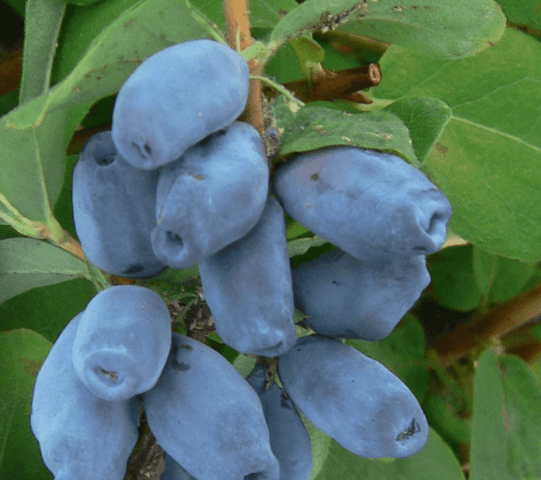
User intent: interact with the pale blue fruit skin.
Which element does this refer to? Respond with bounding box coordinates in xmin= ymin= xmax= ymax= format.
xmin=143 ymin=333 xmax=280 ymax=480
xmin=273 ymin=147 xmax=452 ymax=261
xmin=112 ymin=39 xmax=250 ymax=170
xmin=292 ymin=248 xmax=431 ymax=340
xmin=199 ymin=196 xmax=296 ymax=357
xmin=72 ymin=285 xmax=172 ymax=401
xmin=278 ymin=335 xmax=429 ymax=459
xmin=72 ymin=131 xmax=165 ymax=278
xmin=30 ymin=313 xmax=141 ymax=480
xmin=151 ymin=122 xmax=269 ymax=269
xmin=162 ymin=453 xmax=197 ymax=480
xmin=247 ymin=365 xmax=313 ymax=480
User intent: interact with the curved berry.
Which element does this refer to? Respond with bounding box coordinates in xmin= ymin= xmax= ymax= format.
xmin=292 ymin=248 xmax=431 ymax=340
xmin=278 ymin=335 xmax=429 ymax=459
xmin=273 ymin=146 xmax=451 ymax=260
xmin=199 ymin=196 xmax=296 ymax=357
xmin=151 ymin=122 xmax=269 ymax=269
xmin=143 ymin=333 xmax=280 ymax=480
xmin=112 ymin=39 xmax=250 ymax=169
xmin=72 ymin=285 xmax=171 ymax=401
xmin=30 ymin=313 xmax=141 ymax=480
xmin=72 ymin=131 xmax=165 ymax=278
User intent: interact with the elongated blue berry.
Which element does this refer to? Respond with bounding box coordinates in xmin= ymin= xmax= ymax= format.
xmin=112 ymin=40 xmax=250 ymax=169
xmin=278 ymin=335 xmax=429 ymax=459
xmin=151 ymin=122 xmax=269 ymax=269
xmin=292 ymin=248 xmax=430 ymax=340
xmin=199 ymin=196 xmax=296 ymax=357
xmin=30 ymin=313 xmax=141 ymax=480
xmin=143 ymin=333 xmax=280 ymax=480
xmin=72 ymin=131 xmax=165 ymax=278
xmin=273 ymin=147 xmax=451 ymax=260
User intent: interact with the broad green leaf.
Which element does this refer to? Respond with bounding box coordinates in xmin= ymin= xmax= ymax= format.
xmin=0 ymin=108 xmax=66 ymax=223
xmin=273 ymin=98 xmax=418 ymax=164
xmin=496 ymin=0 xmax=541 ymax=32
xmin=347 ymin=315 xmax=429 ymax=402
xmin=0 ymin=278 xmax=95 ymax=342
xmin=384 ymin=96 xmax=452 ymax=163
xmin=423 ymin=393 xmax=471 ymax=448
xmin=270 ymin=0 xmax=505 ymax=60
xmin=52 ymin=0 xmax=142 ymax=84
xmin=0 ymin=329 xmax=53 ymax=480
xmin=249 ymin=0 xmax=299 ymax=29
xmin=429 ymin=245 xmax=482 ymax=312
xmin=20 ymin=0 xmax=66 ymax=103
xmin=372 ymin=28 xmax=541 ymax=262
xmin=498 ymin=355 xmax=541 ymax=478
xmin=314 ymin=427 xmax=465 ymax=480
xmin=0 ymin=238 xmax=88 ymax=304
xmin=472 ymin=246 xmax=536 ymax=304
xmin=472 ymin=246 xmax=497 ymax=297
xmin=336 ymin=0 xmax=505 ymax=59
xmin=469 ymin=349 xmax=506 ymax=480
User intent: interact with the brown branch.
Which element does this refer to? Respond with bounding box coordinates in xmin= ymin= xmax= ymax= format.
xmin=223 ymin=0 xmax=264 ymax=133
xmin=432 ymin=282 xmax=541 ymax=365
xmin=0 ymin=47 xmax=23 ymax=96
xmin=264 ymin=65 xmax=382 ymax=103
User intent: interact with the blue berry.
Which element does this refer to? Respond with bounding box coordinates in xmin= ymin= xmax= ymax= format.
xmin=72 ymin=285 xmax=171 ymax=401
xmin=273 ymin=147 xmax=451 ymax=260
xmin=112 ymin=40 xmax=250 ymax=169
xmin=72 ymin=131 xmax=165 ymax=278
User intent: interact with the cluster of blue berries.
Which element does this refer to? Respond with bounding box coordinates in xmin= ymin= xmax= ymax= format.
xmin=31 ymin=39 xmax=452 ymax=479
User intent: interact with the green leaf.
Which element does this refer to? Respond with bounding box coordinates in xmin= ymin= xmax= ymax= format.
xmin=287 ymin=235 xmax=328 ymax=257
xmin=470 ymin=352 xmax=541 ymax=480
xmin=249 ymin=0 xmax=298 ymax=29
xmin=384 ymin=96 xmax=452 ymax=164
xmin=0 ymin=329 xmax=53 ymax=480
xmin=303 ymin=412 xmax=332 ymax=480
xmin=472 ymin=246 xmax=536 ymax=304
xmin=496 ymin=0 xmax=541 ymax=32
xmin=270 ymin=0 xmax=505 ymax=60
xmin=373 ymin=28 xmax=541 ymax=262
xmin=0 ymin=238 xmax=89 ymax=304
xmin=273 ymin=98 xmax=418 ymax=165
xmin=0 ymin=108 xmax=66 ymax=224
xmin=469 ymin=348 xmax=506 ymax=480
xmin=336 ymin=0 xmax=505 ymax=59
xmin=498 ymin=355 xmax=541 ymax=478
xmin=423 ymin=393 xmax=472 ymax=447
xmin=52 ymin=0 xmax=142 ymax=84
xmin=232 ymin=354 xmax=257 ymax=378
xmin=285 ymin=214 xmax=310 ymax=240
xmin=347 ymin=315 xmax=429 ymax=402
xmin=429 ymin=245 xmax=483 ymax=312
xmin=0 ymin=278 xmax=95 ymax=342
xmin=314 ymin=427 xmax=465 ymax=480
xmin=20 ymin=0 xmax=66 ymax=104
